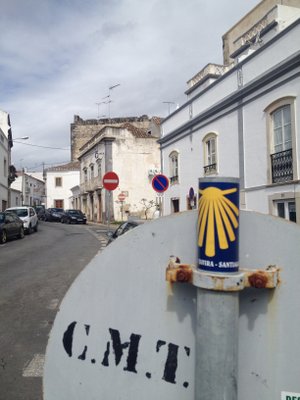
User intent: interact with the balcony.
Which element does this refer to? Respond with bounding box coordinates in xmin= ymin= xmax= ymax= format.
xmin=80 ymin=176 xmax=103 ymax=193
xmin=271 ymin=149 xmax=293 ymax=183
xmin=204 ymin=163 xmax=217 ymax=175
xmin=169 ymin=175 xmax=179 ymax=185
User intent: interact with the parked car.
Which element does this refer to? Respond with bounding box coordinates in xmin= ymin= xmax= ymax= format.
xmin=34 ymin=205 xmax=46 ymax=220
xmin=61 ymin=209 xmax=87 ymax=224
xmin=0 ymin=212 xmax=25 ymax=244
xmin=5 ymin=206 xmax=38 ymax=234
xmin=107 ymin=219 xmax=144 ymax=245
xmin=44 ymin=208 xmax=64 ymax=222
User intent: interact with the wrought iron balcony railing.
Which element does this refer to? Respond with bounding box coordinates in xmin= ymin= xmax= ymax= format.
xmin=271 ymin=149 xmax=293 ymax=183
xmin=170 ymin=175 xmax=179 ymax=184
xmin=204 ymin=163 xmax=217 ymax=174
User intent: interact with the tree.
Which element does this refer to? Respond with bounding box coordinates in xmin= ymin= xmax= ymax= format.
xmin=8 ymin=165 xmax=17 ymax=186
xmin=140 ymin=198 xmax=156 ymax=220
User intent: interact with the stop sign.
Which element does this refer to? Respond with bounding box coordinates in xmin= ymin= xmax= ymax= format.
xmin=102 ymin=171 xmax=119 ymax=191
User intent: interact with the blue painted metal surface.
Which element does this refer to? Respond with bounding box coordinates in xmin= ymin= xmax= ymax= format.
xmin=198 ymin=177 xmax=239 ymax=272
xmin=152 ymin=174 xmax=169 ymax=193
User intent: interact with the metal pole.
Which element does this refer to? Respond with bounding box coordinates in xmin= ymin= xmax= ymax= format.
xmin=195 ymin=289 xmax=239 ymax=400
xmin=108 ymin=191 xmax=111 ymax=232
xmin=196 ymin=177 xmax=240 ymax=400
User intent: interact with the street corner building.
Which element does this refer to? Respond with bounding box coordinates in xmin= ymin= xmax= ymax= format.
xmin=159 ymin=0 xmax=300 ymax=224
xmin=71 ymin=115 xmax=162 ymax=223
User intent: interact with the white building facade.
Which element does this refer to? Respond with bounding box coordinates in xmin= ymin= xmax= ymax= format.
xmin=159 ymin=0 xmax=300 ymax=224
xmin=0 ymin=110 xmax=13 ymax=211
xmin=11 ymin=171 xmax=45 ymax=206
xmin=0 ymin=121 xmax=9 ymax=211
xmin=78 ymin=123 xmax=161 ymax=222
xmin=45 ymin=162 xmax=80 ymax=209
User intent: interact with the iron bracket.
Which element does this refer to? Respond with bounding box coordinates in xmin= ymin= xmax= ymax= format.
xmin=166 ymin=258 xmax=280 ymax=291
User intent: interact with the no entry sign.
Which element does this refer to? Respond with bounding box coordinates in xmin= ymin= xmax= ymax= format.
xmin=118 ymin=193 xmax=126 ymax=202
xmin=103 ymin=171 xmax=119 ymax=191
xmin=152 ymin=174 xmax=169 ymax=193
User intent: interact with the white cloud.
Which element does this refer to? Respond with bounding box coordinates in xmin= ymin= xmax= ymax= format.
xmin=0 ymin=0 xmax=259 ymax=170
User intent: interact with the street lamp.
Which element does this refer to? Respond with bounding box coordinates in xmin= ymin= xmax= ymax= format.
xmin=13 ymin=136 xmax=29 ymax=142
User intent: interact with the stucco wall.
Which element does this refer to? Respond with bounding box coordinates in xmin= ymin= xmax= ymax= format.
xmin=46 ymin=170 xmax=80 ymax=209
xmin=160 ymin=15 xmax=300 ymax=220
xmin=112 ymin=130 xmax=160 ymax=220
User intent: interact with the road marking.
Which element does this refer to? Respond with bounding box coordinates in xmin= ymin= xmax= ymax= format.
xmin=47 ymin=298 xmax=59 ymax=310
xmin=87 ymin=228 xmax=108 ymax=250
xmin=23 ymin=354 xmax=45 ymax=377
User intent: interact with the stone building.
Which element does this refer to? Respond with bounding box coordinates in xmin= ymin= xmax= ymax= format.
xmin=159 ymin=0 xmax=300 ymax=223
xmin=76 ymin=118 xmax=161 ymax=222
xmin=71 ymin=115 xmax=161 ymax=161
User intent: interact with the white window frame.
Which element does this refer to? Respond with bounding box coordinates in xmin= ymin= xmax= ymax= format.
xmin=55 ymin=176 xmax=62 ymax=187
xmin=272 ymin=105 xmax=292 ymax=153
xmin=203 ymin=132 xmax=218 ymax=175
xmin=264 ymin=97 xmax=297 ymax=184
xmin=274 ymin=199 xmax=296 ymax=223
xmin=169 ymin=151 xmax=179 ymax=184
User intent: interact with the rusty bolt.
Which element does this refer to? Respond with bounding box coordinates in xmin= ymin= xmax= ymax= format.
xmin=176 ymin=266 xmax=192 ymax=283
xmin=248 ymin=272 xmax=268 ymax=288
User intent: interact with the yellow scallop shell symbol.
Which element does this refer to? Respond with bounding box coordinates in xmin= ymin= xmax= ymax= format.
xmin=198 ymin=187 xmax=239 ymax=257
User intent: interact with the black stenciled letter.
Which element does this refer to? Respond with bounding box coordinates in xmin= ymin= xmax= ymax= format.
xmin=163 ymin=343 xmax=179 ymax=384
xmin=62 ymin=322 xmax=91 ymax=360
xmin=156 ymin=340 xmax=179 ymax=384
xmin=63 ymin=321 xmax=77 ymax=357
xmin=102 ymin=328 xmax=141 ymax=373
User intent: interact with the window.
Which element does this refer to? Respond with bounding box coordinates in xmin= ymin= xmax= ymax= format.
xmin=273 ymin=106 xmax=292 ymax=153
xmin=90 ymin=164 xmax=94 ymax=180
xmin=83 ymin=167 xmax=88 ymax=183
xmin=169 ymin=151 xmax=179 ymax=184
xmin=265 ymin=97 xmax=296 ymax=184
xmin=203 ymin=133 xmax=218 ymax=175
xmin=4 ymin=158 xmax=7 ymax=177
xmin=97 ymin=159 xmax=102 ymax=179
xmin=55 ymin=177 xmax=62 ymax=187
xmin=274 ymin=200 xmax=296 ymax=223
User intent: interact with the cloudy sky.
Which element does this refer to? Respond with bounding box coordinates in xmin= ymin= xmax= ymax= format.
xmin=1 ymin=0 xmax=259 ymax=171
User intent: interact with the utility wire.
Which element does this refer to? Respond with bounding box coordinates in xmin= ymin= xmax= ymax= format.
xmin=13 ymin=140 xmax=70 ymax=150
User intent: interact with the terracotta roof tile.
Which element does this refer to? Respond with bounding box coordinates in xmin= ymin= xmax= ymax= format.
xmin=120 ymin=123 xmax=150 ymax=138
xmin=46 ymin=161 xmax=80 ymax=172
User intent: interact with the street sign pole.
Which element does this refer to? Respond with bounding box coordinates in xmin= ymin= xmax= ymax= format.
xmin=152 ymin=174 xmax=169 ymax=217
xmin=196 ymin=177 xmax=240 ymax=400
xmin=102 ymin=171 xmax=119 ymax=230
xmin=108 ymin=191 xmax=111 ymax=231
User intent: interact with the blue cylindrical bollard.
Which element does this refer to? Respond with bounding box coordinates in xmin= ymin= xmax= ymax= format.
xmin=198 ymin=177 xmax=240 ymax=272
